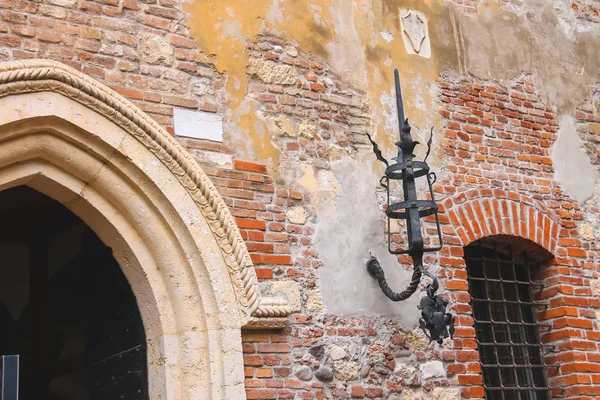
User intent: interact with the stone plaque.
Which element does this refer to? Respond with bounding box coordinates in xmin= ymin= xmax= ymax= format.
xmin=400 ymin=9 xmax=431 ymax=58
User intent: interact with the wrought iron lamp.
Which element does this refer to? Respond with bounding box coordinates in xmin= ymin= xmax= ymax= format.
xmin=366 ymin=69 xmax=454 ymax=344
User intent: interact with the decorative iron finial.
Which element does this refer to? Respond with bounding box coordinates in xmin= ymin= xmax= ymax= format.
xmin=364 ymin=67 xmax=453 ymax=344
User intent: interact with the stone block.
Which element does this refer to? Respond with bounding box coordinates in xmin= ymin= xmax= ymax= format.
xmin=298 ymin=122 xmax=316 ymax=138
xmin=174 ymin=108 xmax=224 ymax=142
xmin=306 ymin=289 xmax=326 ymax=312
xmin=268 ymin=116 xmax=296 ymax=137
xmin=403 ymin=388 xmax=459 ymax=400
xmin=580 ymin=223 xmax=595 ymax=240
xmin=328 ymin=344 xmax=346 ymax=361
xmin=139 ymin=33 xmax=173 ymax=65
xmin=333 ymin=360 xmax=358 ymax=381
xmin=247 ymin=58 xmax=299 ymax=85
xmin=190 ymin=149 xmax=233 ymax=169
xmin=591 ymin=279 xmax=600 ymax=297
xmin=407 ymin=329 xmax=429 ymax=351
xmin=419 ymin=360 xmax=446 ymax=379
xmin=266 ymin=281 xmax=301 ymax=312
xmin=287 ymin=206 xmax=307 ymax=224
xmin=294 ymin=365 xmax=313 ymax=381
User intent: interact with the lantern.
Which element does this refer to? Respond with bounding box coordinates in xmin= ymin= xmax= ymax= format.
xmin=365 ymin=69 xmax=453 ymax=344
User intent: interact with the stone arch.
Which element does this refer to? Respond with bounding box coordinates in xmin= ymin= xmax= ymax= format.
xmin=0 ymin=60 xmax=291 ymax=399
xmin=440 ymin=188 xmax=559 ymax=257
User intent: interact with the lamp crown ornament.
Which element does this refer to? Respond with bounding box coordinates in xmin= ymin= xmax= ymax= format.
xmin=365 ymin=68 xmax=454 ymax=344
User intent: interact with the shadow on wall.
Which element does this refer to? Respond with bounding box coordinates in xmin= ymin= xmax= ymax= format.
xmin=315 ymin=160 xmax=421 ymax=325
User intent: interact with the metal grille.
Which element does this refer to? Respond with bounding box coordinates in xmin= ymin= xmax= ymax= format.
xmin=464 ymin=240 xmax=551 ymax=400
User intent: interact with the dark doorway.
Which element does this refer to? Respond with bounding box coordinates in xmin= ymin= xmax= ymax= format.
xmin=0 ymin=186 xmax=148 ymax=399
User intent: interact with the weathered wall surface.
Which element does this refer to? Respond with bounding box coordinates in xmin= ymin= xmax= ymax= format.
xmin=0 ymin=0 xmax=599 ymax=398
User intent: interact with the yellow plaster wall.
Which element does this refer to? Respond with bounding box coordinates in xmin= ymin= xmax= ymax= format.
xmin=184 ymin=0 xmax=456 ymax=169
xmin=184 ymin=0 xmax=599 ymax=176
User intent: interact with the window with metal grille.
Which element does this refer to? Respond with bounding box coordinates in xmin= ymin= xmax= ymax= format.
xmin=464 ymin=239 xmax=550 ymax=400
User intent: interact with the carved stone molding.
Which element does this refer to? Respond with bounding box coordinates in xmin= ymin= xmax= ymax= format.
xmin=0 ymin=59 xmax=291 ymax=328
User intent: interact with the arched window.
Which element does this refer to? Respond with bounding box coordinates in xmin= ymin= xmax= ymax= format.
xmin=464 ymin=238 xmax=550 ymax=400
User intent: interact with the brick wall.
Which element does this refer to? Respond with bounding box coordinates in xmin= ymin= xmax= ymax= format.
xmin=246 ymin=34 xmax=372 ymax=161
xmin=577 ymin=87 xmax=600 ymax=172
xmin=212 ymin=75 xmax=600 ymax=399
xmin=0 ymin=1 xmax=599 ymax=399
xmin=0 ymin=0 xmax=223 ymax=130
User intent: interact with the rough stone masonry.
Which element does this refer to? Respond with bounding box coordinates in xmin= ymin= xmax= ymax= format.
xmin=0 ymin=0 xmax=599 ymax=398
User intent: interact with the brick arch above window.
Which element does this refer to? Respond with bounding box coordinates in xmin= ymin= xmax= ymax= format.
xmin=439 ymin=189 xmax=559 ymax=259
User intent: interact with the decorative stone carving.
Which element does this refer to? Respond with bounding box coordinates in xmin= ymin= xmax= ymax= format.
xmin=243 ymin=317 xmax=290 ymax=329
xmin=400 ymin=9 xmax=431 ymax=58
xmin=0 ymin=59 xmax=292 ymax=332
xmin=0 ymin=59 xmax=298 ymax=398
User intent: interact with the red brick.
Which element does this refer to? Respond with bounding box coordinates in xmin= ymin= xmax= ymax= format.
xmin=256 ymin=343 xmax=291 ymax=353
xmin=235 ymin=218 xmax=266 ymax=230
xmin=245 ymin=388 xmax=277 ymax=399
xmin=351 ymin=386 xmax=364 ymax=397
xmin=258 ymin=255 xmax=292 ymax=265
xmin=112 ymin=86 xmax=144 ymax=100
xmin=254 ymin=268 xmax=272 ymax=279
xmin=234 ymin=160 xmax=268 ymax=173
xmin=365 ymin=388 xmax=383 ymax=397
xmin=244 ymin=355 xmax=263 ymax=367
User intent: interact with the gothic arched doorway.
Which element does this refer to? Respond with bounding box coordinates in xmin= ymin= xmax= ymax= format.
xmin=0 ymin=185 xmax=147 ymax=399
xmin=0 ymin=59 xmax=291 ymax=399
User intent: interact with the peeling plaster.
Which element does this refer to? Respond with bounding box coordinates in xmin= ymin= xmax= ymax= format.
xmin=184 ymin=0 xmax=599 ymax=182
xmin=315 ymin=160 xmax=421 ymax=322
xmin=553 ymin=115 xmax=596 ymax=204
xmin=180 ymin=0 xmax=600 ymax=321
